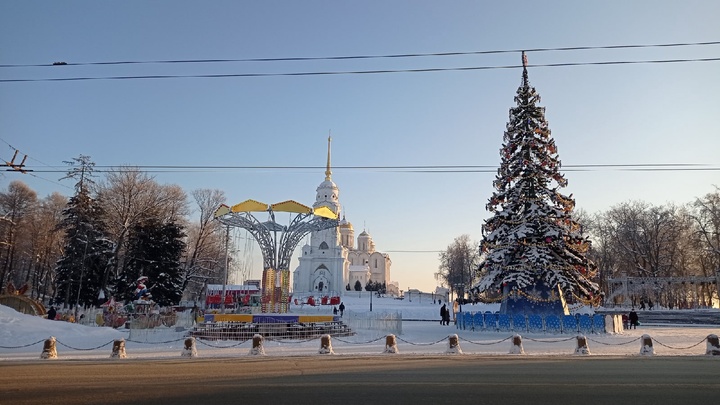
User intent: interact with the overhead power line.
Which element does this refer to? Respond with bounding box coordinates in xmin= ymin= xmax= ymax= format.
xmin=18 ymin=163 xmax=720 ymax=174
xmin=1 ymin=40 xmax=719 ymax=68
xmin=2 ymin=57 xmax=720 ymax=83
xmin=0 ymin=137 xmax=73 ymax=190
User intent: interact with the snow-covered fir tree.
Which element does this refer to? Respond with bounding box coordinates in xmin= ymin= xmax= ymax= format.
xmin=471 ymin=53 xmax=601 ymax=315
xmin=54 ymin=156 xmax=114 ymax=308
xmin=116 ymin=220 xmax=185 ymax=306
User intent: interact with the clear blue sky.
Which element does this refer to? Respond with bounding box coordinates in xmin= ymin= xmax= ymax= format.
xmin=1 ymin=1 xmax=719 ymax=293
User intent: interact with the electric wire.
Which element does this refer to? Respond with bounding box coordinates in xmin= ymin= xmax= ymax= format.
xmin=1 ymin=40 xmax=719 ymax=68
xmin=2 ymin=57 xmax=720 ymax=83
xmin=16 ymin=163 xmax=720 ymax=174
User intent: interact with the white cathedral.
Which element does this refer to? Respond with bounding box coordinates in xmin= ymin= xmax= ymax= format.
xmin=292 ymin=138 xmax=396 ymax=296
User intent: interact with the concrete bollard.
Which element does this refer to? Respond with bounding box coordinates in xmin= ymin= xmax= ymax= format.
xmin=639 ymin=334 xmax=655 ymax=356
xmin=40 ymin=336 xmax=57 ymax=359
xmin=509 ymin=334 xmax=525 ymax=354
xmin=319 ymin=334 xmax=334 ymax=354
xmin=574 ymin=335 xmax=590 ymax=355
xmin=110 ymin=339 xmax=127 ymax=358
xmin=446 ymin=334 xmax=462 ymax=354
xmin=705 ymin=334 xmax=720 ymax=356
xmin=182 ymin=337 xmax=198 ymax=358
xmin=249 ymin=334 xmax=265 ymax=356
xmin=384 ymin=334 xmax=399 ymax=354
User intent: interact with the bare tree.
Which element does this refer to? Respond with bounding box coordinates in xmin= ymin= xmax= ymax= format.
xmin=181 ymin=188 xmax=226 ymax=300
xmin=0 ymin=180 xmax=38 ymax=290
xmin=96 ymin=168 xmax=188 ymax=292
xmin=436 ymin=234 xmax=480 ymax=301
xmin=591 ymin=200 xmax=703 ymax=307
xmin=26 ymin=192 xmax=67 ymax=301
xmin=688 ymin=187 xmax=720 ymax=305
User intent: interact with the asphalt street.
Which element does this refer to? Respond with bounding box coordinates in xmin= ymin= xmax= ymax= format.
xmin=1 ymin=355 xmax=718 ymax=405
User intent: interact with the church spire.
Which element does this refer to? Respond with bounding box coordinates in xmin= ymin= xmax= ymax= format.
xmin=325 ymin=135 xmax=332 ymax=181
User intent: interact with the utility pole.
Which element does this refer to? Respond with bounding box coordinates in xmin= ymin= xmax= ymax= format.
xmin=2 ymin=150 xmax=31 ymax=173
xmin=221 ymin=224 xmax=230 ymax=314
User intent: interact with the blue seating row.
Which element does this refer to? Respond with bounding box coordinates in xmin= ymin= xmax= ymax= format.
xmin=457 ymin=311 xmax=606 ymax=334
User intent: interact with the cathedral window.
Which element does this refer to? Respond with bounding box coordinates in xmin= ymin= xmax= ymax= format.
xmin=319 ymin=241 xmax=329 ymax=250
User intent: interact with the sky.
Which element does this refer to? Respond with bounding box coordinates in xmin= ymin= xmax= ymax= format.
xmin=1 ymin=1 xmax=719 ymax=293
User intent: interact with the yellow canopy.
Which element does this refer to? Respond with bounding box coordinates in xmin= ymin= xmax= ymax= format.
xmin=271 ymin=200 xmax=311 ymax=214
xmin=213 ymin=204 xmax=231 ymax=218
xmin=313 ymin=206 xmax=338 ymax=219
xmin=231 ymin=199 xmax=269 ymax=213
xmin=218 ymin=199 xmax=338 ymax=220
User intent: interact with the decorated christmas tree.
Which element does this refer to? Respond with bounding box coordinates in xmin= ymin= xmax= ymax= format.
xmin=470 ymin=52 xmax=601 ymax=316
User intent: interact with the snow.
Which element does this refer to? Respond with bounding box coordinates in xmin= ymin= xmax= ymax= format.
xmin=2 ymin=297 xmax=718 ymax=360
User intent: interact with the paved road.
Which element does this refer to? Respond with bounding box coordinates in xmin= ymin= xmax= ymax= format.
xmin=1 ymin=355 xmax=718 ymax=405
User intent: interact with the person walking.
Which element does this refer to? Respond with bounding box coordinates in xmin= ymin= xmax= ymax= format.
xmin=628 ymin=308 xmax=639 ymax=329
xmin=338 ymin=302 xmax=345 ymax=317
xmin=440 ymin=304 xmax=447 ymax=325
xmin=47 ymin=306 xmax=56 ymax=321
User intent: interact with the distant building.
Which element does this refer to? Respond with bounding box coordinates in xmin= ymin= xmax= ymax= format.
xmin=293 ymin=138 xmax=394 ymax=295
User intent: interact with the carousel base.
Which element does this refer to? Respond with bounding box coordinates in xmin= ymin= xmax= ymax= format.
xmin=191 ymin=313 xmax=352 ymax=341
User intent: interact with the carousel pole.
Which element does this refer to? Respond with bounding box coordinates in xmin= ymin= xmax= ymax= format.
xmin=221 ymin=224 xmax=230 ymax=314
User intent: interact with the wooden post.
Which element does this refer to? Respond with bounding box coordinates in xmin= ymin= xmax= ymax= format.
xmin=111 ymin=339 xmax=127 ymax=358
xmin=319 ymin=334 xmax=334 ymax=354
xmin=574 ymin=335 xmax=590 ymax=355
xmin=384 ymin=334 xmax=399 ymax=354
xmin=446 ymin=334 xmax=462 ymax=354
xmin=40 ymin=336 xmax=57 ymax=359
xmin=249 ymin=334 xmax=265 ymax=356
xmin=509 ymin=334 xmax=524 ymax=354
xmin=705 ymin=334 xmax=720 ymax=356
xmin=640 ymin=334 xmax=655 ymax=356
xmin=182 ymin=337 xmax=198 ymax=358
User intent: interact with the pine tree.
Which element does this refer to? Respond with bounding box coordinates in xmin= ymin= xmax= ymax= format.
xmin=116 ymin=220 xmax=185 ymax=306
xmin=471 ymin=53 xmax=601 ymax=315
xmin=54 ymin=155 xmax=114 ymax=309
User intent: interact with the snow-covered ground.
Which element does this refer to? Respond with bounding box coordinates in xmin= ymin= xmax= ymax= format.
xmin=2 ymin=296 xmax=718 ymax=360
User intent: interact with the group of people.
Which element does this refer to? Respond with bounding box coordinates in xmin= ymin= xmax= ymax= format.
xmin=625 ymin=308 xmax=639 ymax=329
xmin=45 ymin=306 xmax=82 ymax=323
xmin=639 ymin=299 xmax=654 ymax=310
xmin=439 ymin=303 xmax=451 ymax=325
xmin=332 ymin=302 xmax=345 ymax=317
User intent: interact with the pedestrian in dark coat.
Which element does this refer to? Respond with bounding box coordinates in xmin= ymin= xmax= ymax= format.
xmin=47 ymin=306 xmax=56 ymax=321
xmin=628 ymin=308 xmax=639 ymax=329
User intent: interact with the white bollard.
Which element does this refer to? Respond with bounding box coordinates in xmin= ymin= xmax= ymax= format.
xmin=509 ymin=334 xmax=525 ymax=355
xmin=705 ymin=334 xmax=720 ymax=356
xmin=249 ymin=334 xmax=265 ymax=356
xmin=639 ymin=334 xmax=655 ymax=356
xmin=384 ymin=334 xmax=399 ymax=354
xmin=319 ymin=334 xmax=334 ymax=354
xmin=574 ymin=335 xmax=590 ymax=355
xmin=446 ymin=334 xmax=462 ymax=354
xmin=40 ymin=336 xmax=58 ymax=359
xmin=110 ymin=339 xmax=127 ymax=358
xmin=182 ymin=337 xmax=198 ymax=358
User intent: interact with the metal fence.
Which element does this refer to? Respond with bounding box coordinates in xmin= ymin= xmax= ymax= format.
xmin=343 ymin=310 xmax=403 ymax=336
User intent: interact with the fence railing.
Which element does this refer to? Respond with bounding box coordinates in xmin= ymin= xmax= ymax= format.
xmin=344 ymin=310 xmax=402 ymax=336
